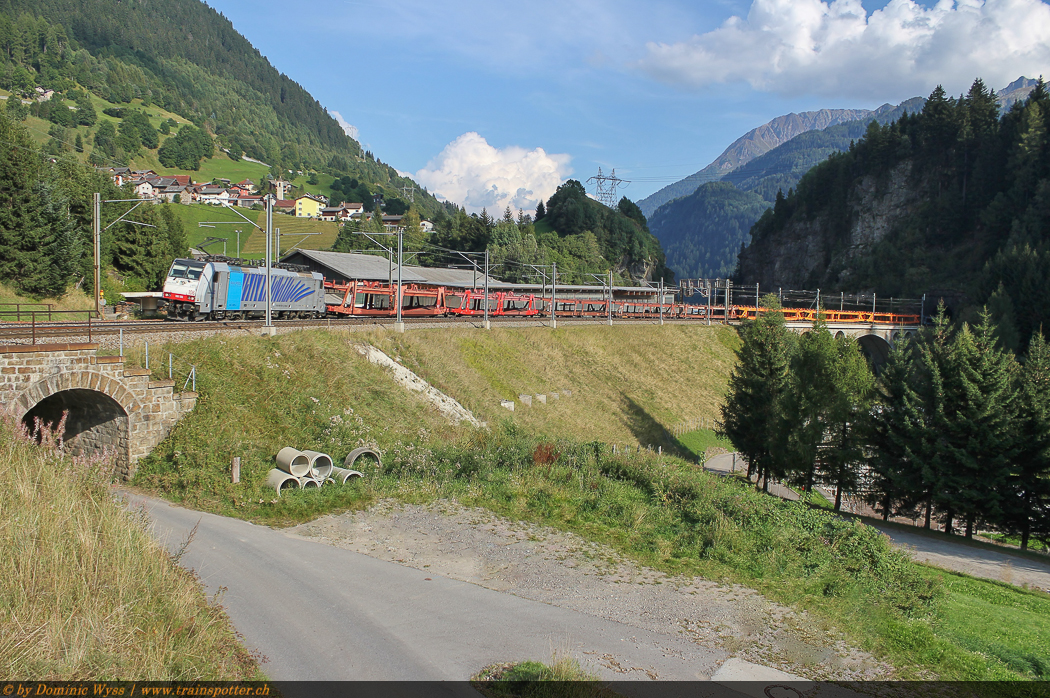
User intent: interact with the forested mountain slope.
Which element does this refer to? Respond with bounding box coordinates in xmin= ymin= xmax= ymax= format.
xmin=648 ymin=98 xmax=924 ymax=280
xmin=737 ymin=79 xmax=1050 ymax=351
xmin=0 ymin=2 xmax=445 ymax=219
xmin=647 ymin=182 xmax=768 ymax=280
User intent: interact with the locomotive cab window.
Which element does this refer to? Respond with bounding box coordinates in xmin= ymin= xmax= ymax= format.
xmin=169 ymin=261 xmax=205 ymax=280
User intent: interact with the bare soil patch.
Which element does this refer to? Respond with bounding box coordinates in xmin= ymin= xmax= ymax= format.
xmin=289 ymin=499 xmax=894 ymax=680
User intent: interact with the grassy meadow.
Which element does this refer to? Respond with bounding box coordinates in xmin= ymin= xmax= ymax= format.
xmin=125 ymin=324 xmax=1050 ymax=681
xmin=0 ymin=282 xmax=97 ymax=320
xmin=239 ymin=211 xmax=339 ymax=257
xmin=154 ymin=153 xmax=269 ymax=185
xmin=0 ymin=419 xmax=260 ymax=679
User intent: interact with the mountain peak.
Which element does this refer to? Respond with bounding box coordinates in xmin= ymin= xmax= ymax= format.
xmin=638 ymin=108 xmax=874 ymax=218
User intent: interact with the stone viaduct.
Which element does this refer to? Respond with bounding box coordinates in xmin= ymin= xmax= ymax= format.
xmin=784 ymin=320 xmax=918 ymax=366
xmin=0 ymin=343 xmax=196 ymax=479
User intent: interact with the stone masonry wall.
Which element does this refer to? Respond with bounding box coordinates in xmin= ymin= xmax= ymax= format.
xmin=0 ymin=343 xmax=196 ymax=480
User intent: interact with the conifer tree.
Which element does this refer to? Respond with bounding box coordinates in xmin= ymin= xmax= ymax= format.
xmin=935 ymin=311 xmax=1019 ymax=537
xmin=914 ymin=304 xmax=953 ymax=529
xmin=866 ymin=338 xmax=931 ymax=520
xmin=1007 ymin=332 xmax=1050 ymax=549
xmin=0 ymin=111 xmax=80 ymax=297
xmin=718 ymin=294 xmax=795 ymax=491
xmin=819 ymin=334 xmax=875 ymax=511
xmin=780 ymin=317 xmax=841 ymax=493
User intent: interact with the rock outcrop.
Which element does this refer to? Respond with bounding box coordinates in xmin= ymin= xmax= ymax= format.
xmin=737 ymin=163 xmax=920 ymax=290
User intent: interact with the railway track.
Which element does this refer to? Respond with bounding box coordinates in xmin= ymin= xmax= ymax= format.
xmin=0 ymin=315 xmax=644 ymax=342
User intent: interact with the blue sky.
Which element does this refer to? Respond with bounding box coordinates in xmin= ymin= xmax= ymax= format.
xmin=207 ymin=0 xmax=1050 ymax=213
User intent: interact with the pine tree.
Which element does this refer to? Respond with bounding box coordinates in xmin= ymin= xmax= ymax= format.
xmin=819 ymin=334 xmax=875 ymax=511
xmin=718 ymin=294 xmax=795 ymax=491
xmin=866 ymin=338 xmax=930 ymax=520
xmin=780 ymin=317 xmax=841 ymax=493
xmin=1007 ymin=332 xmax=1050 ymax=549
xmin=935 ymin=310 xmax=1019 ymax=537
xmin=915 ymin=304 xmax=954 ymax=529
xmin=0 ymin=111 xmax=79 ymax=297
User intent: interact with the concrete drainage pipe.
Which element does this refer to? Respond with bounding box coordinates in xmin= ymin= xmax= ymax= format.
xmin=344 ymin=446 xmax=381 ymax=470
xmin=267 ymin=468 xmax=302 ymax=495
xmin=329 ymin=466 xmax=363 ymax=484
xmin=299 ymin=476 xmax=322 ymax=489
xmin=277 ymin=447 xmax=312 ymax=477
xmin=302 ymin=450 xmax=334 ymax=480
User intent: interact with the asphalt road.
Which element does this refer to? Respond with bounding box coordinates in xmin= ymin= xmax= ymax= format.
xmin=867 ymin=522 xmax=1050 ymax=592
xmin=126 ymin=492 xmax=735 ymax=683
xmin=704 ymin=454 xmax=1050 ymax=592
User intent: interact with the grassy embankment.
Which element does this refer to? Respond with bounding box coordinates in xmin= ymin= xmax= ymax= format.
xmin=0 ymin=419 xmax=260 ymax=679
xmin=129 ymin=325 xmax=1050 ymax=681
xmin=0 ymin=282 xmax=96 ymax=320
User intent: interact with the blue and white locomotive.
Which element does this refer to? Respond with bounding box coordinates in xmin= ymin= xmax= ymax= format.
xmin=162 ymin=258 xmax=325 ymax=320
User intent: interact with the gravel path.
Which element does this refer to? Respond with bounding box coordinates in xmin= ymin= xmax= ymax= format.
xmin=288 ymin=499 xmax=893 ymax=680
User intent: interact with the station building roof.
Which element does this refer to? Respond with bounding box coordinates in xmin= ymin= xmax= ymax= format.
xmin=281 ymin=249 xmax=669 ymax=298
xmin=282 ymin=249 xmax=508 ymax=289
xmin=281 ymin=249 xmax=427 ymax=284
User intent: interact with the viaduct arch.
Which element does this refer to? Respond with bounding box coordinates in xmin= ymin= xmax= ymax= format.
xmin=785 ymin=322 xmax=916 ymax=371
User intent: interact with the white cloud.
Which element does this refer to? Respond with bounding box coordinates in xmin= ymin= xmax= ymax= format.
xmin=414 ymin=133 xmax=572 ymax=214
xmin=330 ymin=110 xmax=359 ymax=141
xmin=637 ymin=0 xmax=1050 ymax=100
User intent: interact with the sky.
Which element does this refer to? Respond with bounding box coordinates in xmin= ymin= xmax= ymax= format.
xmin=206 ymin=0 xmax=1050 ymax=213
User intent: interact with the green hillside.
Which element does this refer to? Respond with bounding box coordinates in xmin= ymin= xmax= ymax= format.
xmin=647 ymin=182 xmax=770 ymax=280
xmin=738 ymin=79 xmax=1050 ymax=351
xmin=0 ymin=4 xmax=447 ymax=221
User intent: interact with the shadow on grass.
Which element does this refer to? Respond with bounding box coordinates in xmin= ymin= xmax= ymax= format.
xmin=620 ymin=394 xmax=695 ymax=461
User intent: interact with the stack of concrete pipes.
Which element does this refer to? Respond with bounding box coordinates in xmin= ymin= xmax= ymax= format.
xmin=267 ymin=447 xmax=364 ymax=495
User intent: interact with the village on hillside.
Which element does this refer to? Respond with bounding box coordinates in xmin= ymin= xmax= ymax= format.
xmin=95 ymin=166 xmax=433 ymax=231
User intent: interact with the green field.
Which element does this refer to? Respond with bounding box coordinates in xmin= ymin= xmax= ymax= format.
xmin=291 ymin=172 xmax=339 ymax=201
xmin=166 ymin=205 xmax=339 ymax=259
xmin=154 ymin=154 xmax=269 ymax=187
xmin=240 ymin=211 xmax=339 ymax=256
xmin=163 ymin=204 xmax=260 ymax=254
xmin=677 ymin=428 xmax=734 ymax=460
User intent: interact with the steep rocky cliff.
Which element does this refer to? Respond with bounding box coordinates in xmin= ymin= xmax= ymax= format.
xmin=737 ymin=163 xmax=921 ymax=290
xmin=732 ymin=78 xmax=1050 ymax=351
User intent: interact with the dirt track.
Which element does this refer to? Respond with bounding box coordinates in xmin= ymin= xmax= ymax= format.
xmin=289 ymin=499 xmax=893 ymax=680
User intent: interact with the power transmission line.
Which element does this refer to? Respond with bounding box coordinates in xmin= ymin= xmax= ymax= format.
xmin=586 ymin=167 xmax=630 ymax=207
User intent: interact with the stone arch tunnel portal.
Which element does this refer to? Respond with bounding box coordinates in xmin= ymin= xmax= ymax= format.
xmin=22 ymin=388 xmax=129 ymax=462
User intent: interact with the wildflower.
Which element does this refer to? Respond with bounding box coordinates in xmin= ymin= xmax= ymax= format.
xmin=310 ymin=397 xmax=320 ymax=404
